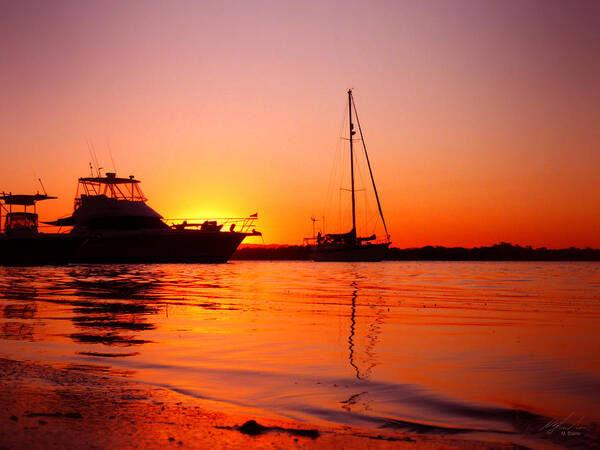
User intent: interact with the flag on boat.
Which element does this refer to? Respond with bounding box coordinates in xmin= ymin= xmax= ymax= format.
xmin=250 ymin=212 xmax=258 ymax=218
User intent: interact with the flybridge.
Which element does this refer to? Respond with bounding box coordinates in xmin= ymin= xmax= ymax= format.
xmin=76 ymin=172 xmax=147 ymax=203
xmin=0 ymin=192 xmax=57 ymax=234
xmin=0 ymin=193 xmax=57 ymax=206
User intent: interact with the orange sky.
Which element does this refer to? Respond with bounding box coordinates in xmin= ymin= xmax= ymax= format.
xmin=1 ymin=1 xmax=599 ymax=247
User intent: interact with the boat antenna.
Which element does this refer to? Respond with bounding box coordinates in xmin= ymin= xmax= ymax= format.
xmin=310 ymin=216 xmax=318 ymax=239
xmin=38 ymin=178 xmax=48 ymax=196
xmin=108 ymin=143 xmax=117 ymax=173
xmin=90 ymin=142 xmax=102 ymax=177
xmin=348 ymin=89 xmax=357 ymax=238
xmin=31 ymin=167 xmax=39 ymax=193
xmin=350 ymin=91 xmax=390 ymax=241
xmin=86 ymin=139 xmax=99 ymax=176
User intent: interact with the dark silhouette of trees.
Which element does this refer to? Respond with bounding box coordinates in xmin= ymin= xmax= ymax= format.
xmin=232 ymin=243 xmax=600 ymax=261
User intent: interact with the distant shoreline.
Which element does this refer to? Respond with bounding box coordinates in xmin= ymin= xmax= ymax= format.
xmin=233 ymin=243 xmax=600 ymax=261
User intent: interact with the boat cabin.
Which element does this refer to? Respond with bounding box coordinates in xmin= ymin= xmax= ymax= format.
xmin=0 ymin=193 xmax=57 ymax=235
xmin=5 ymin=212 xmax=39 ymax=234
xmin=75 ymin=172 xmax=147 ymax=208
xmin=64 ymin=172 xmax=168 ymax=230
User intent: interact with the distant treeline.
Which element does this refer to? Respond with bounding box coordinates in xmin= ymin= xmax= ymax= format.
xmin=232 ymin=243 xmax=600 ymax=261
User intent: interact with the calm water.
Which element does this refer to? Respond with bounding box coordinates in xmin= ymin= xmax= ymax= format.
xmin=1 ymin=261 xmax=599 ymax=443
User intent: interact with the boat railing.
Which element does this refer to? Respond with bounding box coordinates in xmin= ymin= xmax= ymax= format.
xmin=36 ymin=217 xmax=261 ymax=235
xmin=303 ymin=236 xmax=390 ymax=246
xmin=37 ymin=224 xmax=73 ymax=234
xmin=303 ymin=237 xmax=318 ymax=246
xmin=371 ymin=237 xmax=391 ymax=245
xmin=165 ymin=217 xmax=260 ymax=234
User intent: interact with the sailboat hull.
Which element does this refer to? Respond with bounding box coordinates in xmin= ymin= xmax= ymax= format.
xmin=312 ymin=242 xmax=390 ymax=262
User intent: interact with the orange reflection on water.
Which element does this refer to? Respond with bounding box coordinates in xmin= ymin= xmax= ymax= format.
xmin=0 ymin=261 xmax=599 ymax=439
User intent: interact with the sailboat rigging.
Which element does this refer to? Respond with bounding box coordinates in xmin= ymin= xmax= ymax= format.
xmin=307 ymin=89 xmax=391 ymax=262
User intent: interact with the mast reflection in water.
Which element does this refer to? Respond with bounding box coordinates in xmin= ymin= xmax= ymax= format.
xmin=347 ymin=279 xmax=386 ymax=382
xmin=0 ymin=261 xmax=599 ymax=444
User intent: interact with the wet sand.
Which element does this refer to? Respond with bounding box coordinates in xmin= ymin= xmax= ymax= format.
xmin=0 ymin=358 xmax=519 ymax=449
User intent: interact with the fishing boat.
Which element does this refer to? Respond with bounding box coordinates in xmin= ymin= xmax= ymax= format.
xmin=307 ymin=90 xmax=390 ymax=262
xmin=0 ymin=192 xmax=84 ymax=265
xmin=47 ymin=172 xmax=261 ymax=263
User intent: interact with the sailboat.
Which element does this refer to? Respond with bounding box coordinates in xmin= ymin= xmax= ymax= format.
xmin=309 ymin=89 xmax=391 ymax=262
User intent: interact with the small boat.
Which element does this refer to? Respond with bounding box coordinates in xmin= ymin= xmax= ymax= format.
xmin=307 ymin=90 xmax=390 ymax=262
xmin=0 ymin=192 xmax=84 ymax=266
xmin=47 ymin=172 xmax=261 ymax=263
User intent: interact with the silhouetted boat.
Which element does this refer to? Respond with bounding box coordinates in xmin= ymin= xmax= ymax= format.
xmin=0 ymin=193 xmax=84 ymax=265
xmin=47 ymin=172 xmax=261 ymax=263
xmin=307 ymin=90 xmax=390 ymax=262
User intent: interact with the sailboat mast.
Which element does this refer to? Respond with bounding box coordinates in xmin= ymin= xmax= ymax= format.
xmin=348 ymin=89 xmax=356 ymax=235
xmin=351 ymin=92 xmax=391 ymax=241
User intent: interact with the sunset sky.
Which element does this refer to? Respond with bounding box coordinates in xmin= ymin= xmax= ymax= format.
xmin=1 ymin=0 xmax=598 ymax=247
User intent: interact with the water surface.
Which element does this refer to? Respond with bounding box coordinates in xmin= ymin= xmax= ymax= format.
xmin=1 ymin=261 xmax=599 ymax=444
